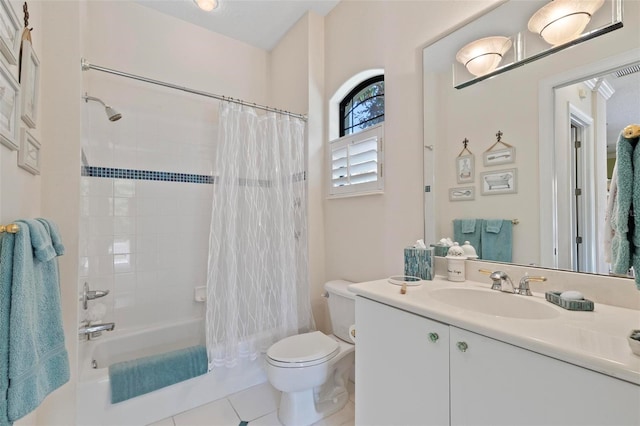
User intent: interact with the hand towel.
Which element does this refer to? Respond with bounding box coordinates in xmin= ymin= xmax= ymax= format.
xmin=453 ymin=219 xmax=482 ymax=258
xmin=481 ymin=219 xmax=513 ymax=262
xmin=109 ymin=345 xmax=208 ymax=403
xmin=461 ymin=219 xmax=476 ymax=233
xmin=5 ymin=220 xmax=69 ymax=422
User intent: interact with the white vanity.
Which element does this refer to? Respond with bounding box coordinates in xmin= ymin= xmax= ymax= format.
xmin=350 ymin=275 xmax=640 ymax=426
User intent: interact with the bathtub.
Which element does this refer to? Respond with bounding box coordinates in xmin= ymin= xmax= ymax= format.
xmin=76 ymin=318 xmax=267 ymax=426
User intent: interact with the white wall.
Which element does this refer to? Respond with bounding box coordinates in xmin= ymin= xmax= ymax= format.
xmin=323 ymin=0 xmax=501 ymax=283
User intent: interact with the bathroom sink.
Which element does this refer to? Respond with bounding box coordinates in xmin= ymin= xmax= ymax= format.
xmin=429 ymin=287 xmax=560 ymax=320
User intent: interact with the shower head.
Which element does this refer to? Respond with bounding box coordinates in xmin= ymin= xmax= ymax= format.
xmin=82 ymin=93 xmax=122 ymax=122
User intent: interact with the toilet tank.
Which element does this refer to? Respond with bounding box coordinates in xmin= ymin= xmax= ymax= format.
xmin=324 ymin=280 xmax=355 ymax=343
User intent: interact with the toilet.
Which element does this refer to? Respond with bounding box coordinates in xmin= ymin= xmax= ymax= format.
xmin=266 ymin=280 xmax=355 ymax=426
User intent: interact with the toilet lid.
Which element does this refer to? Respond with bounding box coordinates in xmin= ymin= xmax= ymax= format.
xmin=267 ymin=331 xmax=339 ymax=364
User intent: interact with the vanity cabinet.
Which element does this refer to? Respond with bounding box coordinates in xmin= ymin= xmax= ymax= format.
xmin=355 ymin=295 xmax=450 ymax=426
xmin=356 ymin=296 xmax=640 ymax=426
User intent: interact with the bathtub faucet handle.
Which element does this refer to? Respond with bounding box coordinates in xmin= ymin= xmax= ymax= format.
xmin=82 ymin=282 xmax=110 ymax=310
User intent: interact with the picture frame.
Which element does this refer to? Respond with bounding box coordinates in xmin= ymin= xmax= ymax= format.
xmin=456 ymin=154 xmax=474 ymax=184
xmin=18 ymin=128 xmax=40 ymax=174
xmin=483 ymin=146 xmax=515 ymax=166
xmin=481 ymin=168 xmax=517 ymax=195
xmin=0 ymin=60 xmax=20 ymax=150
xmin=0 ymin=0 xmax=20 ymax=65
xmin=20 ymin=40 xmax=39 ymax=128
xmin=449 ymin=186 xmax=475 ymax=201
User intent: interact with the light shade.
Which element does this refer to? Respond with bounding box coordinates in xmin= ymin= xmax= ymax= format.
xmin=455 ymin=36 xmax=513 ymax=77
xmin=528 ymin=0 xmax=605 ymax=46
xmin=194 ymin=0 xmax=218 ymax=11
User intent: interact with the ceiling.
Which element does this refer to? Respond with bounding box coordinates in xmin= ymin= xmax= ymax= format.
xmin=133 ymin=0 xmax=340 ymax=51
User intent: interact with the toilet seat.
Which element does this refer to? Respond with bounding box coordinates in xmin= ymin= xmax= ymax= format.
xmin=267 ymin=331 xmax=339 ymax=368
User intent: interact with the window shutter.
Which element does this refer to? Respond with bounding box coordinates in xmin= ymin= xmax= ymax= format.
xmin=329 ymin=124 xmax=384 ymax=197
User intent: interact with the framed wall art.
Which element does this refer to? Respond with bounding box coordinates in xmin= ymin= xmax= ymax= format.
xmin=483 ymin=130 xmax=515 ymax=166
xmin=456 ymin=154 xmax=474 ymax=184
xmin=456 ymin=138 xmax=474 ymax=184
xmin=18 ymin=128 xmax=40 ymax=174
xmin=20 ymin=39 xmax=39 ymax=128
xmin=449 ymin=186 xmax=475 ymax=201
xmin=0 ymin=60 xmax=19 ymax=150
xmin=481 ymin=168 xmax=517 ymax=195
xmin=0 ymin=0 xmax=20 ymax=65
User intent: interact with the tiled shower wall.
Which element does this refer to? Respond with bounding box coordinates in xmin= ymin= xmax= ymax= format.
xmin=79 ymin=77 xmax=217 ymax=331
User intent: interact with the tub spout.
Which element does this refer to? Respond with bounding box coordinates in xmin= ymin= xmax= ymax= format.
xmin=79 ymin=322 xmax=115 ymax=340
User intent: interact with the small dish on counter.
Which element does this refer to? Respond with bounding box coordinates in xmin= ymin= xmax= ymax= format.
xmin=388 ymin=275 xmax=422 ymax=286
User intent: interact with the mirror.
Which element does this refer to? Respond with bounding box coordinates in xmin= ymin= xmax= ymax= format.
xmin=423 ymin=0 xmax=640 ymax=276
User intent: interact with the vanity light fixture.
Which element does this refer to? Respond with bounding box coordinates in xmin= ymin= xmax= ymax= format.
xmin=455 ymin=36 xmax=513 ymax=77
xmin=528 ymin=0 xmax=605 ymax=46
xmin=194 ymin=0 xmax=218 ymax=12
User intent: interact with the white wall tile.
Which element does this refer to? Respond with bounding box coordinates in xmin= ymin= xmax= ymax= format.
xmin=114 ymin=179 xmax=136 ymax=197
xmin=114 ymin=197 xmax=136 ymax=217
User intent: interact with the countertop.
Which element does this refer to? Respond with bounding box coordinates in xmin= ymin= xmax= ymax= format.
xmin=348 ymin=276 xmax=640 ymax=385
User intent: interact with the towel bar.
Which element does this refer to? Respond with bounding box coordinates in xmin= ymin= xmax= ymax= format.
xmin=452 ymin=219 xmax=519 ymax=225
xmin=0 ymin=223 xmax=19 ymax=233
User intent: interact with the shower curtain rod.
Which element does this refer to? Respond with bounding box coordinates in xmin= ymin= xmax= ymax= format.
xmin=80 ymin=58 xmax=307 ymax=121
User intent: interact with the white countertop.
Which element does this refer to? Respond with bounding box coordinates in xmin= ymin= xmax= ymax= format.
xmin=348 ymin=276 xmax=640 ymax=385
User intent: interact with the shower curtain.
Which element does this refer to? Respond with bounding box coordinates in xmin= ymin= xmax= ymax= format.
xmin=206 ymin=101 xmax=313 ymax=369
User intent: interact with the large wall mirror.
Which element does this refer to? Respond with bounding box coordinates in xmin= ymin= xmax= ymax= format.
xmin=423 ymin=0 xmax=640 ymax=276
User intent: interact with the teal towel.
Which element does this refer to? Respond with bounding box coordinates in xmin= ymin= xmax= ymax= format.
xmin=35 ymin=218 xmax=65 ymax=256
xmin=453 ymin=219 xmax=482 ymax=258
xmin=461 ymin=219 xmax=476 ymax=233
xmin=4 ymin=220 xmax=69 ymax=422
xmin=481 ymin=219 xmax=513 ymax=262
xmin=611 ymin=132 xmax=639 ymax=281
xmin=0 ymin=233 xmax=15 ymax=426
xmin=485 ymin=219 xmax=503 ymax=233
xmin=109 ymin=345 xmax=208 ymax=403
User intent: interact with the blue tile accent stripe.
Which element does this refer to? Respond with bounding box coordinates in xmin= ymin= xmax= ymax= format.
xmin=81 ymin=166 xmax=214 ymax=184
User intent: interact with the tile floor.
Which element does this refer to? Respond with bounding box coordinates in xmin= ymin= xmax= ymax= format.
xmin=148 ymin=381 xmax=355 ymax=426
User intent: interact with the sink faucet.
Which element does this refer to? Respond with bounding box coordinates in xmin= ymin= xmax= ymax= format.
xmin=79 ymin=322 xmax=115 ymax=340
xmin=515 ymin=274 xmax=547 ymax=296
xmin=479 ymin=269 xmax=516 ymax=292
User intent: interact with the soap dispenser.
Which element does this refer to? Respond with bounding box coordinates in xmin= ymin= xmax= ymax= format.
xmin=461 ymin=241 xmax=478 ymax=260
xmin=446 ymin=242 xmax=467 ymax=282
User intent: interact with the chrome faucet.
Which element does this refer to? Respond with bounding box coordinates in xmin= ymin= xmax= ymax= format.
xmin=79 ymin=322 xmax=115 ymax=340
xmin=515 ymin=274 xmax=547 ymax=296
xmin=82 ymin=282 xmax=109 ymax=310
xmin=480 ymin=269 xmax=516 ymax=293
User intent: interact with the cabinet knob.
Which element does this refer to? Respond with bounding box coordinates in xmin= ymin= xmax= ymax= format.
xmin=457 ymin=341 xmax=468 ymax=352
xmin=428 ymin=332 xmax=439 ymax=342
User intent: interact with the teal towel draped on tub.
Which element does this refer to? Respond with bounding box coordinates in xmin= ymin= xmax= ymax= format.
xmin=0 ymin=219 xmax=69 ymax=425
xmin=453 ymin=219 xmax=482 ymax=258
xmin=109 ymin=345 xmax=208 ymax=403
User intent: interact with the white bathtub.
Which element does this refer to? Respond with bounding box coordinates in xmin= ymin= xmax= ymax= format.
xmin=76 ymin=318 xmax=267 ymax=426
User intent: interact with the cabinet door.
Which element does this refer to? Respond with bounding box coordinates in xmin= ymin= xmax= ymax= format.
xmin=355 ymin=297 xmax=449 ymax=426
xmin=450 ymin=327 xmax=640 ymax=426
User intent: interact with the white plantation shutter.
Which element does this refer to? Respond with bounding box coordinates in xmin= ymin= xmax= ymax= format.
xmin=329 ymin=123 xmax=384 ymax=197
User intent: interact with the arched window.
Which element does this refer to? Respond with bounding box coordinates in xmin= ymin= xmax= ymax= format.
xmin=329 ymin=74 xmax=385 ymax=198
xmin=339 ymin=76 xmax=385 ymax=137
